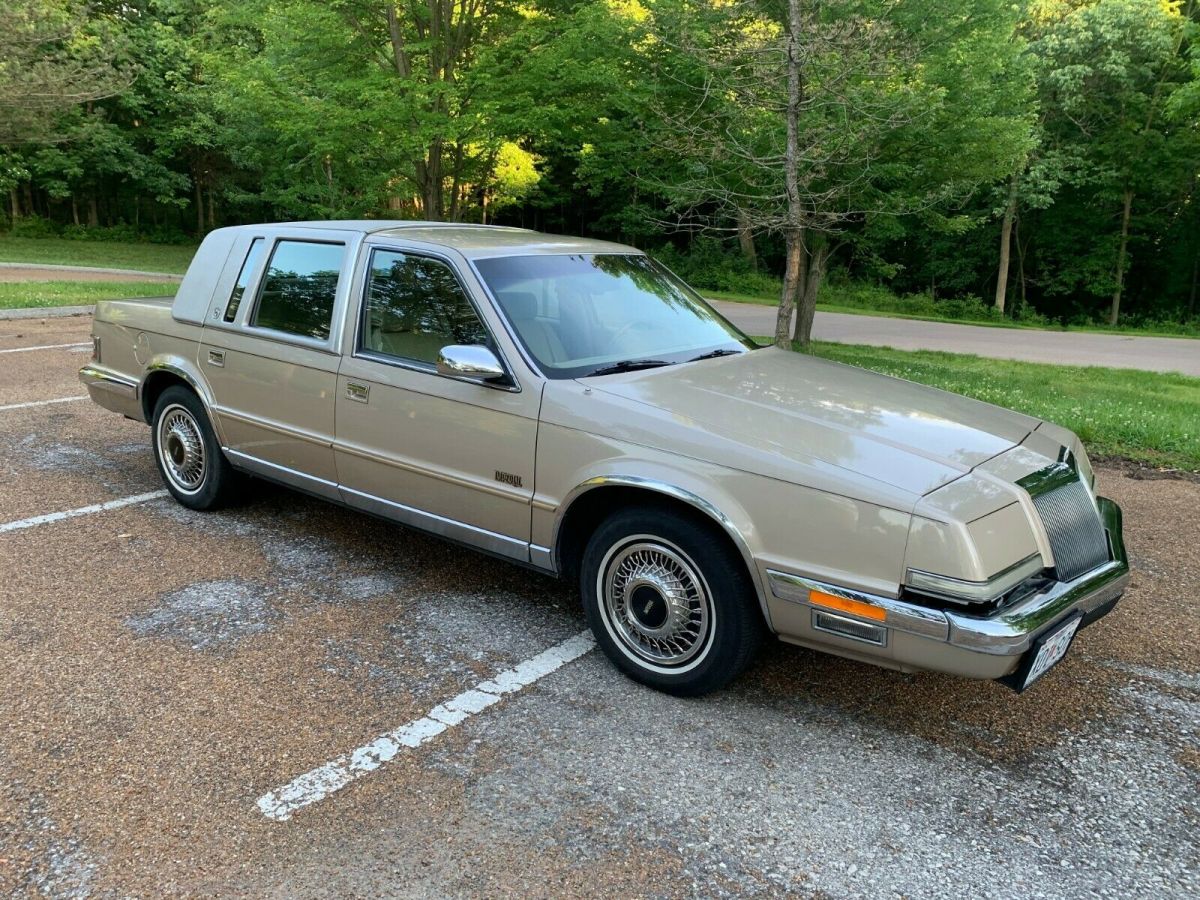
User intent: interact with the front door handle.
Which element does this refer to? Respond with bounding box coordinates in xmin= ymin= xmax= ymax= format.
xmin=346 ymin=382 xmax=370 ymax=403
xmin=207 ymin=349 xmax=225 ymax=367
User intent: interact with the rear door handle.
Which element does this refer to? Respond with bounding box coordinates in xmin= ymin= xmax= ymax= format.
xmin=346 ymin=382 xmax=370 ymax=403
xmin=207 ymin=349 xmax=225 ymax=367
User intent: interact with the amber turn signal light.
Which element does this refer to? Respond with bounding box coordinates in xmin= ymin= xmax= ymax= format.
xmin=808 ymin=589 xmax=886 ymax=622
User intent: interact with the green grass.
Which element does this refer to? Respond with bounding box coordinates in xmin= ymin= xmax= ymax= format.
xmin=0 ymin=280 xmax=178 ymax=310
xmin=0 ymin=236 xmax=197 ymax=273
xmin=804 ymin=341 xmax=1200 ymax=472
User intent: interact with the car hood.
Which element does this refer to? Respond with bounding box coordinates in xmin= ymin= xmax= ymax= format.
xmin=582 ymin=347 xmax=1042 ymax=499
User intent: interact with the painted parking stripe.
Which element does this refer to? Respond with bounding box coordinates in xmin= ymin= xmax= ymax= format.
xmin=0 ymin=395 xmax=87 ymax=412
xmin=0 ymin=490 xmax=168 ymax=534
xmin=257 ymin=630 xmax=597 ymax=822
xmin=0 ymin=342 xmax=91 ymax=354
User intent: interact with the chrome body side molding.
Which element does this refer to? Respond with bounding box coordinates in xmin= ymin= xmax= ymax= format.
xmin=339 ymin=485 xmax=529 ymax=563
xmin=224 ymin=448 xmax=341 ymax=502
xmin=223 ymin=448 xmax=539 ymax=564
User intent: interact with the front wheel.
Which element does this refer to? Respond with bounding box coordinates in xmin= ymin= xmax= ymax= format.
xmin=151 ymin=385 xmax=240 ymax=510
xmin=580 ymin=507 xmax=764 ymax=696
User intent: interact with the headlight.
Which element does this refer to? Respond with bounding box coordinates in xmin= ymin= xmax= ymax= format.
xmin=905 ymin=553 xmax=1044 ymax=605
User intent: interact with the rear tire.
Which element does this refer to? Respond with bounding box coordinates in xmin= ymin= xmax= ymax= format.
xmin=580 ymin=506 xmax=763 ymax=696
xmin=151 ymin=385 xmax=239 ymax=510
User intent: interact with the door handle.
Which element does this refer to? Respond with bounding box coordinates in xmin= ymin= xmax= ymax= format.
xmin=207 ymin=349 xmax=225 ymax=367
xmin=346 ymin=382 xmax=370 ymax=403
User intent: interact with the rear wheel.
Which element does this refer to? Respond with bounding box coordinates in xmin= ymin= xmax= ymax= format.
xmin=580 ymin=506 xmax=763 ymax=696
xmin=151 ymin=385 xmax=239 ymax=510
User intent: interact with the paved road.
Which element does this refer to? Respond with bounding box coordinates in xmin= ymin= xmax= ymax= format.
xmin=2 ymin=316 xmax=1198 ymax=897
xmin=715 ymin=301 xmax=1200 ymax=377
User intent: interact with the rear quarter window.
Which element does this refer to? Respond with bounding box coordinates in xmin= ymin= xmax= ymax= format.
xmin=251 ymin=240 xmax=344 ymax=340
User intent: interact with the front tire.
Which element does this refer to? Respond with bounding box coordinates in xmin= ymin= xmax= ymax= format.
xmin=580 ymin=507 xmax=763 ymax=696
xmin=151 ymin=385 xmax=239 ymax=510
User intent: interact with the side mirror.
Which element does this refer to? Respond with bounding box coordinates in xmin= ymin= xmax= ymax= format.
xmin=437 ymin=344 xmax=507 ymax=383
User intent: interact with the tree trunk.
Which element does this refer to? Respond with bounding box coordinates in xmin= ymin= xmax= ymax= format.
xmin=777 ymin=0 xmax=803 ymax=349
xmin=1110 ymin=188 xmax=1133 ymax=325
xmin=777 ymin=227 xmax=805 ymax=347
xmin=23 ymin=183 xmax=35 ymax=219
xmin=207 ymin=186 xmax=215 ymax=233
xmin=792 ymin=232 xmax=829 ymax=346
xmin=9 ymin=189 xmax=20 ymax=220
xmin=87 ymin=197 xmax=99 ymax=227
xmin=194 ymin=175 xmax=204 ymax=234
xmin=1016 ymin=216 xmax=1028 ymax=314
xmin=736 ymin=209 xmax=757 ymax=270
xmin=71 ymin=196 xmax=79 ymax=226
xmin=423 ymin=140 xmax=444 ymax=220
xmin=1188 ymin=252 xmax=1197 ymax=322
xmin=994 ymin=174 xmax=1018 ymax=313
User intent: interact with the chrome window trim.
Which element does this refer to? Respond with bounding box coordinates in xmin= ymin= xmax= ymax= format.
xmin=352 ymin=245 xmax=522 ymax=394
xmin=550 ymin=474 xmax=775 ymax=631
xmin=241 ymin=236 xmax=354 ymax=351
xmin=904 ymin=553 xmax=1045 ymax=606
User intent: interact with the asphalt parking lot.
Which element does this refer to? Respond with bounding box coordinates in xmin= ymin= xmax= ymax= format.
xmin=1 ymin=316 xmax=1198 ymax=898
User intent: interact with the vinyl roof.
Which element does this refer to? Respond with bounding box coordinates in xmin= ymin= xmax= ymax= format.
xmin=255 ymin=221 xmax=638 ymax=258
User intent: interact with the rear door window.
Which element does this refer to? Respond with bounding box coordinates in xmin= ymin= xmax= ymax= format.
xmin=251 ymin=240 xmax=344 ymax=340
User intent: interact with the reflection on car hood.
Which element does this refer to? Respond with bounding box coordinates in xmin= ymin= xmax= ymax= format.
xmin=584 ymin=347 xmax=1041 ymax=498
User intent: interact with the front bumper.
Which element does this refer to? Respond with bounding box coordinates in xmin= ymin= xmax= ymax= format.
xmin=766 ymin=496 xmax=1129 ymax=681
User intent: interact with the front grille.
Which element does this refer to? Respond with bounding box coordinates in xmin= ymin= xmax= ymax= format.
xmin=1031 ymin=479 xmax=1110 ymax=581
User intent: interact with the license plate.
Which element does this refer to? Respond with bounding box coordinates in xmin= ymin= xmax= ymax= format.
xmin=1021 ymin=615 xmax=1082 ymax=690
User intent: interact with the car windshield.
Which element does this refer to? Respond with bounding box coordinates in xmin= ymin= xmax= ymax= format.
xmin=473 ymin=253 xmax=755 ymax=378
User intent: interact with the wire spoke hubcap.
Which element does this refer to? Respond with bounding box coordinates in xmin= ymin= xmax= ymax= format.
xmin=602 ymin=539 xmax=711 ymax=668
xmin=157 ymin=404 xmax=206 ymax=493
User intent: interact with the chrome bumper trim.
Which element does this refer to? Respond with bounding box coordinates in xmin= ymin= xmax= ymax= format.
xmin=766 ymin=570 xmax=950 ymax=641
xmin=79 ymin=364 xmax=138 ymax=399
xmin=767 ymin=496 xmax=1128 ymax=659
xmin=944 ymin=497 xmax=1129 ymax=655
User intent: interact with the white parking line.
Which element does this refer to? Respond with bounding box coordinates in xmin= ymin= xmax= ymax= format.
xmin=0 ymin=490 xmax=168 ymax=534
xmin=0 ymin=342 xmax=91 ymax=354
xmin=0 ymin=395 xmax=87 ymax=412
xmin=257 ymin=630 xmax=597 ymax=821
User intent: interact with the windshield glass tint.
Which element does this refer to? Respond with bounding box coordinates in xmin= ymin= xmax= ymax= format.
xmin=474 ymin=254 xmax=752 ymax=378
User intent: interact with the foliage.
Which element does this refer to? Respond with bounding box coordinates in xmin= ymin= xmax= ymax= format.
xmin=0 ymin=0 xmax=1196 ymax=330
xmin=807 ymin=341 xmax=1200 ymax=470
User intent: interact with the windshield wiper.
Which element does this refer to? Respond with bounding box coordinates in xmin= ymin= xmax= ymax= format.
xmin=586 ymin=359 xmax=673 ymax=377
xmin=688 ymin=348 xmax=745 ymax=362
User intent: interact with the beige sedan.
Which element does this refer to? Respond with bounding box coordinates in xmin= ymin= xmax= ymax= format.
xmin=81 ymin=221 xmax=1129 ymax=695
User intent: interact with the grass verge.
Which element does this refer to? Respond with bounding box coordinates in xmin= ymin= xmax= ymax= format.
xmin=804 ymin=341 xmax=1200 ymax=472
xmin=0 ymin=236 xmax=197 ymax=273
xmin=0 ymin=281 xmax=178 ymax=310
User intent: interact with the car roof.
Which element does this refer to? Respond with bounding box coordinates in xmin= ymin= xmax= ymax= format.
xmin=244 ymin=220 xmax=639 ymax=259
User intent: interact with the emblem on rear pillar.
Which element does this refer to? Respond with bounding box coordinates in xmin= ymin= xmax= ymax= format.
xmin=495 ymin=470 xmax=523 ymax=488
